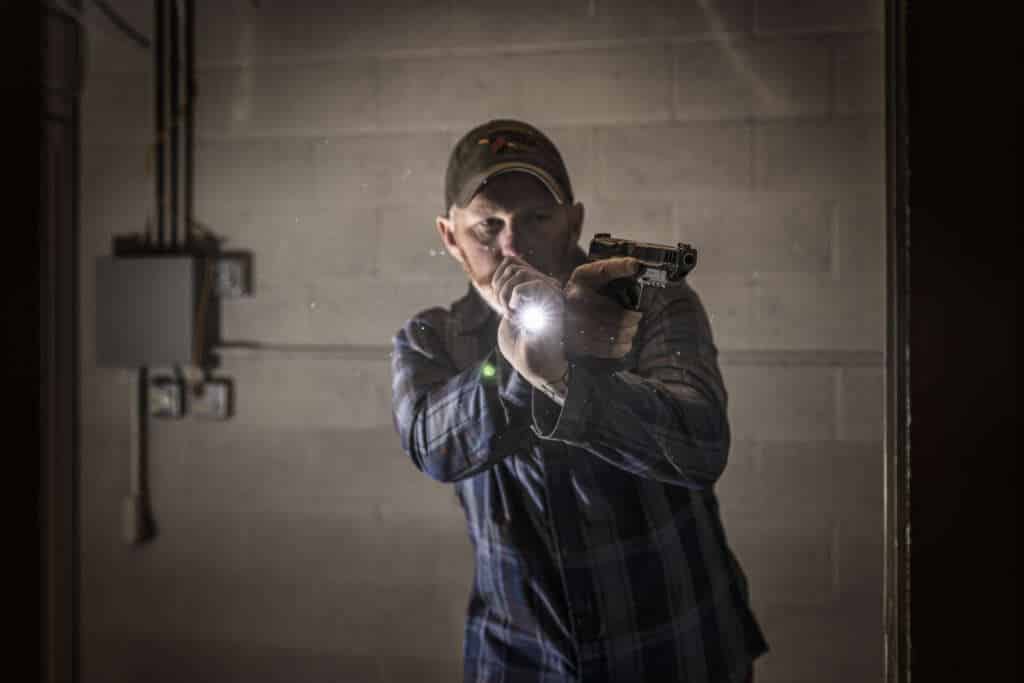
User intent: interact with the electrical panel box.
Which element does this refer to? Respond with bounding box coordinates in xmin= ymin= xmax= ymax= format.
xmin=95 ymin=256 xmax=197 ymax=368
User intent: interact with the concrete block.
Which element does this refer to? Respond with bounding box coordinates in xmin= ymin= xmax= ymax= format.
xmin=311 ymin=131 xmax=454 ymax=209
xmin=446 ymin=0 xmax=589 ymax=46
xmin=580 ymin=199 xmax=676 ymax=248
xmin=836 ymin=188 xmax=886 ymax=277
xmin=194 ymin=60 xmax=378 ymax=137
xmin=751 ymin=607 xmax=883 ymax=683
xmin=712 ymin=440 xmax=762 ymax=524
xmin=87 ymin=568 xmax=468 ymax=663
xmin=754 ymin=118 xmax=884 ymax=192
xmin=675 ymin=37 xmax=830 ymax=120
xmin=595 ymin=122 xmax=753 ymax=199
xmin=196 ymin=0 xmax=452 ymax=63
xmin=827 ymin=443 xmax=885 ymax=535
xmin=753 ymin=443 xmax=842 ymax=527
xmin=751 ymin=271 xmax=885 ymax=351
xmin=83 ymin=635 xmax=456 ymax=683
xmin=588 ymin=0 xmax=753 ymax=40
xmin=145 ymin=425 xmax=465 ymax=528
xmin=378 ymin=656 xmax=464 ymax=683
xmin=755 ymin=441 xmax=883 ymax=531
xmin=376 ymin=47 xmax=673 ymax=130
xmin=82 ymin=70 xmax=151 ymax=144
xmin=685 ymin=273 xmax=759 ymax=351
xmin=674 ymin=189 xmax=833 ymax=276
xmin=81 ymin=429 xmax=474 ymax=661
xmin=376 ymin=204 xmax=467 ymax=281
xmin=684 ymin=270 xmax=884 ymax=352
xmin=834 ymin=528 xmax=884 ymax=607
xmin=721 ymin=364 xmax=836 ymax=441
xmin=838 ymin=366 xmax=884 ymax=441
xmin=194 ymin=137 xmax=318 ymax=205
xmin=80 ymin=144 xmax=151 ymax=230
xmin=728 ymin=522 xmax=836 ymax=608
xmin=195 ymin=199 xmax=380 ymax=284
xmin=206 ymin=354 xmax=394 ymax=429
xmin=306 ymin=275 xmax=469 ymax=346
xmin=541 ymin=126 xmax=597 ymax=204
xmin=754 ymin=0 xmax=884 ymax=35
xmin=834 ymin=32 xmax=885 ymax=115
xmin=79 ymin=424 xmax=130 ymax=501
xmin=218 ymin=284 xmax=317 ymax=344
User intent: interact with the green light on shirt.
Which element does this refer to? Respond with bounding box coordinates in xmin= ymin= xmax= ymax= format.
xmin=481 ymin=362 xmax=496 ymax=379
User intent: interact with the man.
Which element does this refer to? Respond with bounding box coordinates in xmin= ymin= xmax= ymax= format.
xmin=390 ymin=119 xmax=767 ymax=682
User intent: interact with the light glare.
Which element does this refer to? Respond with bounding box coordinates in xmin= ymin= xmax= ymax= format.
xmin=519 ymin=304 xmax=548 ymax=333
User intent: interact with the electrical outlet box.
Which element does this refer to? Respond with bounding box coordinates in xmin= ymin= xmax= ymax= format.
xmin=191 ymin=379 xmax=233 ymax=420
xmin=214 ymin=251 xmax=252 ymax=298
xmin=149 ymin=376 xmax=184 ymax=418
xmin=96 ymin=255 xmax=197 ymax=367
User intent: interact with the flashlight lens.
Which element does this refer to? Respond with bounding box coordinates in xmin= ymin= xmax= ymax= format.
xmin=520 ymin=305 xmax=548 ymax=333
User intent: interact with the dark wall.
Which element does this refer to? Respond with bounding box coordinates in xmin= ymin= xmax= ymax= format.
xmin=905 ymin=2 xmax=1018 ymax=681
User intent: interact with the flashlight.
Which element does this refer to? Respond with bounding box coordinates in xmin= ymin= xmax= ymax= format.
xmin=516 ymin=303 xmax=549 ymax=334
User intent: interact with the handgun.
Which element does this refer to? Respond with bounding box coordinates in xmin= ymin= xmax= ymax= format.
xmin=587 ymin=233 xmax=698 ymax=311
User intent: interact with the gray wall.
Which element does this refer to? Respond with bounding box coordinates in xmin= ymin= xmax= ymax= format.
xmin=80 ymin=1 xmax=885 ymax=681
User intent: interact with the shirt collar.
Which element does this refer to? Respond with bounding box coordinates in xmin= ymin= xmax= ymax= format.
xmin=452 ymin=284 xmax=497 ymax=336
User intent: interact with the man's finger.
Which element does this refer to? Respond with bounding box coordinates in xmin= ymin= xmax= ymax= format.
xmin=496 ymin=269 xmax=532 ymax=314
xmin=508 ymin=279 xmax=561 ymax=313
xmin=568 ymin=257 xmax=641 ymax=290
xmin=491 ymin=255 xmax=529 ymax=291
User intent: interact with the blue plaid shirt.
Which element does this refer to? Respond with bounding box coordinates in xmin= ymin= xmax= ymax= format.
xmin=391 ymin=269 xmax=768 ymax=682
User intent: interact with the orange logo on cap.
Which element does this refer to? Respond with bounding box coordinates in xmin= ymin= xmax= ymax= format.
xmin=478 ymin=134 xmax=531 ymax=155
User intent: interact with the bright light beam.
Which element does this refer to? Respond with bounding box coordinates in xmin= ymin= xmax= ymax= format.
xmin=517 ymin=304 xmax=549 ymax=334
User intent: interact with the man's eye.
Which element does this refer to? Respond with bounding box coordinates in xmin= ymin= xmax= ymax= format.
xmin=474 ymin=221 xmax=501 ymax=239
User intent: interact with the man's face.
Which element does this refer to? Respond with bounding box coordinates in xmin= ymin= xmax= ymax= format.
xmin=436 ymin=172 xmax=584 ymax=307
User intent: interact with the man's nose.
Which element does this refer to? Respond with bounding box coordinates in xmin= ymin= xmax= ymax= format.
xmin=496 ymin=218 xmax=527 ymax=259
xmin=497 ymin=218 xmax=536 ymax=260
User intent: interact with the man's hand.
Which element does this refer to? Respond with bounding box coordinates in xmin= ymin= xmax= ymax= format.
xmin=491 ymin=257 xmax=569 ymax=394
xmin=564 ymin=257 xmax=644 ymax=358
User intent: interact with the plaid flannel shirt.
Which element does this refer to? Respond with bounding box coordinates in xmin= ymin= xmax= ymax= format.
xmin=391 ymin=272 xmax=768 ymax=683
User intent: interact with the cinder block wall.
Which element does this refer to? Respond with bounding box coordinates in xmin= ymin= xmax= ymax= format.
xmin=80 ymin=1 xmax=885 ymax=681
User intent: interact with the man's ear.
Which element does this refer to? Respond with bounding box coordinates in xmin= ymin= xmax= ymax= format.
xmin=436 ymin=213 xmax=466 ymax=266
xmin=567 ymin=201 xmax=585 ymax=243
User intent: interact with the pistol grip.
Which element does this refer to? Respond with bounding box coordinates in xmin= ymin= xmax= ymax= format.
xmin=598 ymin=277 xmax=643 ymax=311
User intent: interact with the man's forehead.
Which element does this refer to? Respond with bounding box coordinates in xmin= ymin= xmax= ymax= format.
xmin=460 ymin=172 xmax=560 ymax=216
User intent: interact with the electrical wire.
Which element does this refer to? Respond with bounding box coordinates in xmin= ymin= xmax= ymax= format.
xmin=155 ymin=0 xmax=166 ymax=245
xmin=90 ymin=0 xmax=151 ymax=49
xmin=45 ymin=1 xmax=151 ymax=49
xmin=192 ymin=252 xmax=214 ymax=369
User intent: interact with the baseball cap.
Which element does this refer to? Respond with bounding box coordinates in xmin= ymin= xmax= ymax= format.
xmin=444 ymin=119 xmax=574 ymax=211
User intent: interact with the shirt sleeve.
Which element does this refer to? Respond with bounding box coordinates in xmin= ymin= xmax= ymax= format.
xmin=531 ymin=282 xmax=731 ymax=490
xmin=390 ymin=309 xmax=535 ymax=483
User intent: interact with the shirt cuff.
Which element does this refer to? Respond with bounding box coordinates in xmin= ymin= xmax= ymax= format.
xmin=530 ymin=362 xmax=592 ymax=442
xmin=494 ymin=348 xmax=534 ymax=415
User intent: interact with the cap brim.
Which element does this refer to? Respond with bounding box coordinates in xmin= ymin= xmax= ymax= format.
xmin=454 ymin=162 xmax=568 ymax=208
